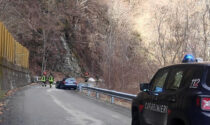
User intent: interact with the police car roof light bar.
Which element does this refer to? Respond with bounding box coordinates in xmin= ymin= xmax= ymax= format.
xmin=182 ymin=54 xmax=196 ymax=63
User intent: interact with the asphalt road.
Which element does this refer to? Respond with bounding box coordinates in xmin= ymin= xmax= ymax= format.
xmin=1 ymin=84 xmax=131 ymax=125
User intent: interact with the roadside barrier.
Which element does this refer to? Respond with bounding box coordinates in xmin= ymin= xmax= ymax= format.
xmin=79 ymin=85 xmax=137 ymax=104
xmin=0 ymin=22 xmax=29 ymax=68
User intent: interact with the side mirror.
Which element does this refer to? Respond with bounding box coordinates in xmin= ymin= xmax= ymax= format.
xmin=140 ymin=83 xmax=150 ymax=92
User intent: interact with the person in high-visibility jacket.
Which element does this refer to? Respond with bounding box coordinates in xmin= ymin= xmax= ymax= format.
xmin=48 ymin=74 xmax=54 ymax=88
xmin=41 ymin=72 xmax=47 ymax=87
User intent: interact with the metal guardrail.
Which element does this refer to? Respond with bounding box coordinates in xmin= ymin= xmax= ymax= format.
xmin=31 ymin=76 xmax=41 ymax=83
xmin=79 ymin=85 xmax=137 ymax=104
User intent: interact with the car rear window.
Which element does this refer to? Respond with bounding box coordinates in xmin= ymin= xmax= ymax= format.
xmin=66 ymin=78 xmax=76 ymax=82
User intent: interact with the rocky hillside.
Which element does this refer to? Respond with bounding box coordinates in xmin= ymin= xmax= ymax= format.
xmin=0 ymin=0 xmax=209 ymax=93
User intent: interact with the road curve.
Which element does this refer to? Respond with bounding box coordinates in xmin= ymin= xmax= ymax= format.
xmin=1 ymin=84 xmax=131 ymax=125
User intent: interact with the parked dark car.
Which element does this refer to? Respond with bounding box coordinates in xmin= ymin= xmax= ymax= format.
xmin=56 ymin=78 xmax=77 ymax=90
xmin=132 ymin=62 xmax=210 ymax=125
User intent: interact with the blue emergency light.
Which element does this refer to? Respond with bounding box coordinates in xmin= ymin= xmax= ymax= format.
xmin=182 ymin=54 xmax=196 ymax=63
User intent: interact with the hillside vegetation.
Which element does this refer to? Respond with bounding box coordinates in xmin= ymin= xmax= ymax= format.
xmin=0 ymin=0 xmax=209 ymax=93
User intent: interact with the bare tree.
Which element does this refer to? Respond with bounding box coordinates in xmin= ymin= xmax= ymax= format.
xmin=202 ymin=4 xmax=210 ymax=60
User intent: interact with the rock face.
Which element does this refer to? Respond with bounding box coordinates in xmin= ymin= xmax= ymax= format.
xmin=60 ymin=36 xmax=82 ymax=77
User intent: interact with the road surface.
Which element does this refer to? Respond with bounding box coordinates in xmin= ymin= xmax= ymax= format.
xmin=1 ymin=84 xmax=131 ymax=125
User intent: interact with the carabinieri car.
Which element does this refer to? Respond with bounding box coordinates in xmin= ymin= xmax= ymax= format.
xmin=132 ymin=57 xmax=210 ymax=125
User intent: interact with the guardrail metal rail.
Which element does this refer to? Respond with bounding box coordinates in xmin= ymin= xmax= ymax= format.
xmin=79 ymin=86 xmax=137 ymax=104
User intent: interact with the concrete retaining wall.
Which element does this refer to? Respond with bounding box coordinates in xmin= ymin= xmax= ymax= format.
xmin=0 ymin=57 xmax=31 ymax=91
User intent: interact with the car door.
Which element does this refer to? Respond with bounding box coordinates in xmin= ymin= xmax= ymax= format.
xmin=142 ymin=67 xmax=170 ymax=125
xmin=157 ymin=65 xmax=204 ymax=125
xmin=155 ymin=66 xmax=187 ymax=125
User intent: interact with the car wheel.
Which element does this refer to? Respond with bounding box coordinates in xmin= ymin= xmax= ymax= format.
xmin=131 ymin=106 xmax=140 ymax=125
xmin=60 ymin=85 xmax=64 ymax=89
xmin=169 ymin=119 xmax=186 ymax=125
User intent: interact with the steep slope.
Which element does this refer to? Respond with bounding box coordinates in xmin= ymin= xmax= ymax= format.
xmin=0 ymin=0 xmax=154 ymax=93
xmin=0 ymin=0 xmax=208 ymax=94
xmin=0 ymin=0 xmax=83 ymax=76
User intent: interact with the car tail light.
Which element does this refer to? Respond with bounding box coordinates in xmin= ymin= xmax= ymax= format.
xmin=201 ymin=97 xmax=210 ymax=111
xmin=139 ymin=104 xmax=144 ymax=112
xmin=168 ymin=109 xmax=171 ymax=115
xmin=196 ymin=97 xmax=200 ymax=107
xmin=63 ymin=81 xmax=65 ymax=84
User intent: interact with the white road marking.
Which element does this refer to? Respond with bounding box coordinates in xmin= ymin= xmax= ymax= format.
xmin=47 ymin=89 xmax=104 ymax=125
xmin=111 ymin=114 xmax=121 ymax=119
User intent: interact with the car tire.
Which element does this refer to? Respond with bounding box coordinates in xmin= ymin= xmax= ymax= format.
xmin=60 ymin=85 xmax=64 ymax=89
xmin=168 ymin=119 xmax=186 ymax=125
xmin=131 ymin=107 xmax=140 ymax=125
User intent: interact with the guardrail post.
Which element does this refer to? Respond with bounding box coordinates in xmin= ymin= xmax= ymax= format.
xmin=111 ymin=96 xmax=114 ymax=104
xmin=96 ymin=92 xmax=99 ymax=99
xmin=88 ymin=90 xmax=91 ymax=96
xmin=79 ymin=86 xmax=82 ymax=92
